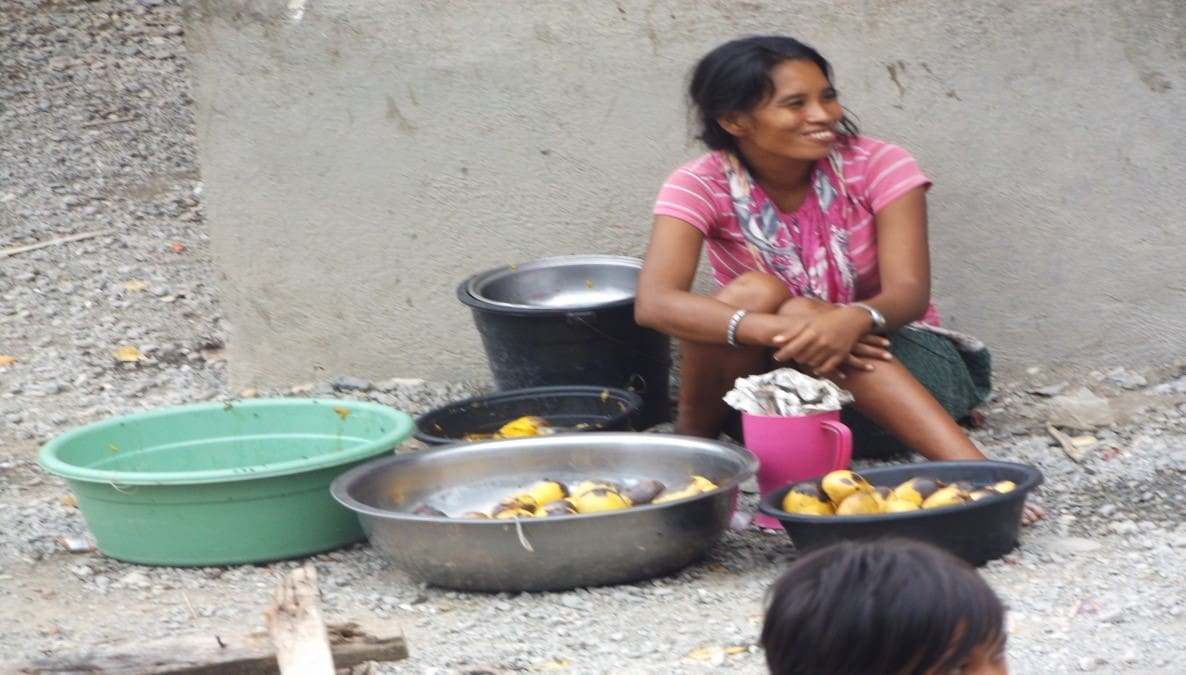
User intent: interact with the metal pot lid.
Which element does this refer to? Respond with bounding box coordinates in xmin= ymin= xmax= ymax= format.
xmin=461 ymin=255 xmax=642 ymax=311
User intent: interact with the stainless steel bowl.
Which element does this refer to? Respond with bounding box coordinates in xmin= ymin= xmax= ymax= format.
xmin=330 ymin=433 xmax=757 ymax=592
xmin=461 ymin=255 xmax=641 ymax=311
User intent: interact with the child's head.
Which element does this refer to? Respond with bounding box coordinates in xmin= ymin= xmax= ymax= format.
xmin=761 ymin=539 xmax=1007 ymax=675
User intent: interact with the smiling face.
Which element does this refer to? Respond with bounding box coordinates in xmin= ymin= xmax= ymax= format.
xmin=720 ymin=58 xmax=845 ymax=165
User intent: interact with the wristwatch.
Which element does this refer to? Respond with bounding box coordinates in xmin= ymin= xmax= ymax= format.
xmin=848 ymin=302 xmax=886 ymax=332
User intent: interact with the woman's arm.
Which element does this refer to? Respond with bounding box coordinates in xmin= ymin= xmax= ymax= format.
xmin=771 ymin=185 xmax=932 ymax=373
xmin=635 ymin=215 xmax=753 ymax=343
xmin=852 ymin=184 xmax=932 ymax=331
xmin=635 ymin=216 xmax=881 ymax=360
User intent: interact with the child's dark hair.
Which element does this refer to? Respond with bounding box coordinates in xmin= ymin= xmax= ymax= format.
xmin=761 ymin=539 xmax=1006 ymax=675
xmin=689 ymin=35 xmax=860 ymax=153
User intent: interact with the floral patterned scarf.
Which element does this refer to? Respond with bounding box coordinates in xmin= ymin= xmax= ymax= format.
xmin=721 ymin=151 xmax=857 ymax=304
xmin=721 ymin=152 xmax=990 ymax=354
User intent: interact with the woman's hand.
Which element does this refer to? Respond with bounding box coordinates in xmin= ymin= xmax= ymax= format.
xmin=771 ymin=303 xmax=887 ymax=376
xmin=849 ymin=332 xmax=893 ymax=371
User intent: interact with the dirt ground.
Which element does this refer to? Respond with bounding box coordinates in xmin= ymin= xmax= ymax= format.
xmin=3 ymin=0 xmax=1185 ymax=670
xmin=3 ymin=365 xmax=1186 ymax=673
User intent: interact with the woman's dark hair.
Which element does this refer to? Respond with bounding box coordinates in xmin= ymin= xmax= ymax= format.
xmin=689 ymin=35 xmax=859 ymax=152
xmin=761 ymin=539 xmax=1006 ymax=675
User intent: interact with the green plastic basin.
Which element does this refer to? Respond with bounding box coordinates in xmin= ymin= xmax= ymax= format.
xmin=38 ymin=398 xmax=414 ymax=566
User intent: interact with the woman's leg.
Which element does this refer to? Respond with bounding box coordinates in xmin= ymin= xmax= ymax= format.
xmin=834 ymin=358 xmax=985 ymax=461
xmin=843 ymin=328 xmax=988 ymax=459
xmin=673 ymin=341 xmax=761 ymax=437
xmin=674 ymin=273 xmax=789 ymax=438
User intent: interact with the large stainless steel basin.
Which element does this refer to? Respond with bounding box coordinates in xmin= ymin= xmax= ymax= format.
xmin=330 ymin=433 xmax=757 ymax=592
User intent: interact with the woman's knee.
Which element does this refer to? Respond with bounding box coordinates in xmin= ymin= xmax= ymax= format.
xmin=776 ymin=295 xmax=831 ymax=317
xmin=715 ymin=271 xmax=790 ymax=312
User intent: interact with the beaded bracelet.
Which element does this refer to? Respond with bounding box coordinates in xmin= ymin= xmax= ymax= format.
xmin=725 ymin=308 xmax=749 ymax=347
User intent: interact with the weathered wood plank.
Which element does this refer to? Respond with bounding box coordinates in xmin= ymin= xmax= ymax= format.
xmin=266 ymin=564 xmax=335 ymax=674
xmin=2 ymin=620 xmax=407 ymax=674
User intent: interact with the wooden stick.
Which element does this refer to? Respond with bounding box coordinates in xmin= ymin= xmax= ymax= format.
xmin=2 ymin=620 xmax=408 ymax=674
xmin=1047 ymin=423 xmax=1085 ymax=464
xmin=265 ymin=564 xmax=335 ymax=675
xmin=81 ymin=115 xmax=138 ymax=128
xmin=0 ymin=229 xmax=116 ymax=259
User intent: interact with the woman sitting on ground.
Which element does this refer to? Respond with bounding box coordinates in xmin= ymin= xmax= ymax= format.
xmin=634 ymin=35 xmax=1042 ymax=523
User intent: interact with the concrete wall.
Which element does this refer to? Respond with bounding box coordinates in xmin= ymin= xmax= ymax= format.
xmin=185 ymin=0 xmax=1186 ymax=390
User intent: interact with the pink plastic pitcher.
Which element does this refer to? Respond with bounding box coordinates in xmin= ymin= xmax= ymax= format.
xmin=741 ymin=409 xmax=852 ymax=529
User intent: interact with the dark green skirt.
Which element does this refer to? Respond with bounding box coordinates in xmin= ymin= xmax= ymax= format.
xmin=842 ymin=326 xmax=992 ymax=459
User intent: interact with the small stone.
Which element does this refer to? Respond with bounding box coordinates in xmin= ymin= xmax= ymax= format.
xmin=119 ymin=571 xmax=150 ymax=588
xmin=1046 ymin=537 xmax=1103 ymax=555
xmin=1099 ymin=610 xmax=1126 ymax=624
xmin=1149 ymin=377 xmax=1186 ymax=395
xmin=558 ymin=595 xmax=588 ymax=610
xmin=375 ymin=377 xmax=425 ymax=391
xmin=1048 ymin=387 xmax=1114 ymax=429
xmin=1105 ymin=367 xmax=1147 ymax=390
xmin=1029 ymin=382 xmax=1069 ymax=397
xmin=331 ymin=376 xmax=372 ymax=391
xmin=58 ymin=536 xmax=93 ymax=553
xmin=1110 ymin=520 xmax=1140 ymax=536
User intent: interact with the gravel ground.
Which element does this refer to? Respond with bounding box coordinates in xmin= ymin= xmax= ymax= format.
xmin=3 ymin=2 xmax=1186 ymax=673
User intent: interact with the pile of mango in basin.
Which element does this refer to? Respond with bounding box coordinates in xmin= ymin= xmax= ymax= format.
xmin=411 ymin=475 xmax=719 ymax=519
xmin=781 ymin=469 xmax=1016 ymax=516
xmin=461 ymin=415 xmax=556 ymax=441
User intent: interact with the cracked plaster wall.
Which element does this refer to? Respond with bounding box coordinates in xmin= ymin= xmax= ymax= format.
xmin=185 ymin=0 xmax=1186 ymax=388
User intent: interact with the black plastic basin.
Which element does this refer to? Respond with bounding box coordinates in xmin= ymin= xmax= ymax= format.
xmin=758 ymin=461 xmax=1043 ymax=566
xmin=414 ymin=385 xmax=644 ymax=446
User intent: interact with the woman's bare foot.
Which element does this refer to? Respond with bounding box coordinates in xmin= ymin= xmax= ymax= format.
xmin=1022 ymin=501 xmax=1045 ymax=526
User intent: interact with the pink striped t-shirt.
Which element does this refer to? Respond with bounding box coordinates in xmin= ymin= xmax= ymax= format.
xmin=653 ymin=136 xmax=940 ymax=325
